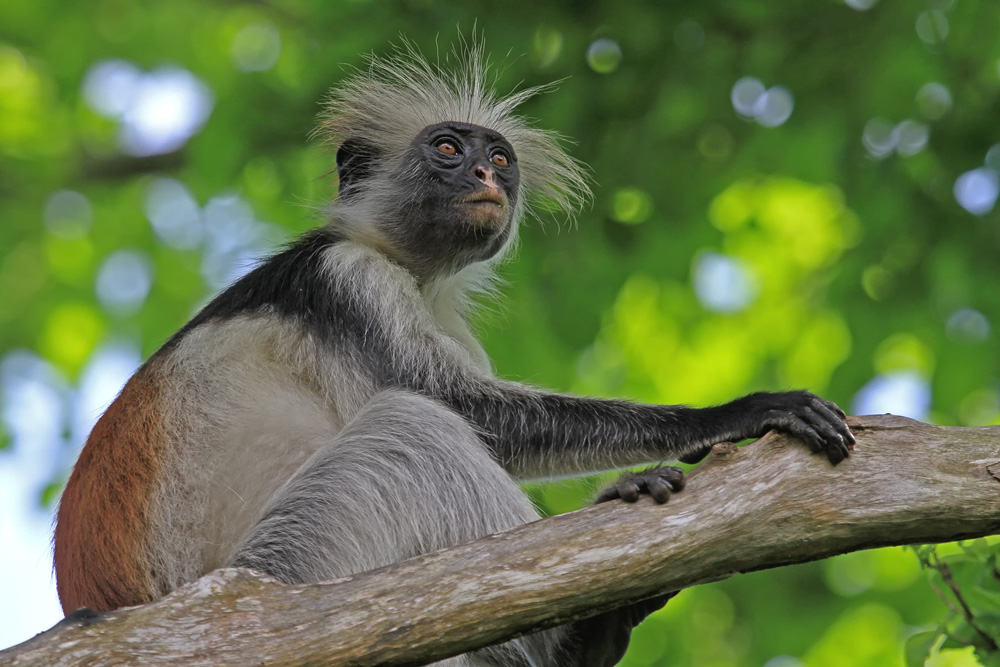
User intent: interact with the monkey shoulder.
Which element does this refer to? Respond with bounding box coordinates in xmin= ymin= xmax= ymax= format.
xmin=163 ymin=230 xmax=427 ymax=353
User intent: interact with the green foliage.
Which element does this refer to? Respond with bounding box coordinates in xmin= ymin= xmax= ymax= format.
xmin=575 ymin=177 xmax=855 ymax=406
xmin=909 ymin=541 xmax=1000 ymax=667
xmin=2 ymin=0 xmax=999 ymax=664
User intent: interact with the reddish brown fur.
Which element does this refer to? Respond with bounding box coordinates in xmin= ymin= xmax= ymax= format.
xmin=54 ymin=356 xmax=169 ymax=613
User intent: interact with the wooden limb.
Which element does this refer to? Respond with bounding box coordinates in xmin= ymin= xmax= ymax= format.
xmin=6 ymin=414 xmax=1000 ymax=666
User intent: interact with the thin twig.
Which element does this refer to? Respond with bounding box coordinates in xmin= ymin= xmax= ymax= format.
xmin=931 ymin=552 xmax=999 ymax=652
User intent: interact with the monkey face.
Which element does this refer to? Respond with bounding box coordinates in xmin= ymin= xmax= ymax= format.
xmin=334 ymin=122 xmax=522 ymax=279
xmin=415 ymin=121 xmax=520 ymax=230
xmin=393 ymin=122 xmax=522 ymax=277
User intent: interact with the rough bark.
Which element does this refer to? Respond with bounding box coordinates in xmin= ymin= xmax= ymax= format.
xmin=5 ymin=414 xmax=1000 ymax=666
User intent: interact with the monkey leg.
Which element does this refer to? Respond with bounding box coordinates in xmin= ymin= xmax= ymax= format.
xmin=560 ymin=592 xmax=676 ymax=666
xmin=553 ymin=466 xmax=689 ymax=666
xmin=230 ymin=389 xmax=565 ymax=667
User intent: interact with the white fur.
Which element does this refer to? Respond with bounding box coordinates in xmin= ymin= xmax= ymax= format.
xmin=321 ymin=40 xmax=590 ymax=224
xmin=138 ymin=43 xmax=603 ymax=664
xmin=320 ymin=40 xmax=590 ymax=328
xmin=144 ymin=242 xmax=566 ymax=664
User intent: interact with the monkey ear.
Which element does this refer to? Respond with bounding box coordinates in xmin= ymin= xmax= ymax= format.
xmin=336 ymin=138 xmax=381 ymax=200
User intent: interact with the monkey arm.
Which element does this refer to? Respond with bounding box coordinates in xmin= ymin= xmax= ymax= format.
xmin=435 ymin=382 xmax=852 ymax=477
xmin=195 ymin=238 xmax=849 ymax=479
xmin=441 ymin=381 xmax=714 ymax=475
xmin=297 ymin=241 xmax=854 ymax=478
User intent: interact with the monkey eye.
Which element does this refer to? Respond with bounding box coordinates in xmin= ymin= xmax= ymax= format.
xmin=435 ymin=140 xmax=458 ymax=156
xmin=490 ymin=152 xmax=509 ymax=167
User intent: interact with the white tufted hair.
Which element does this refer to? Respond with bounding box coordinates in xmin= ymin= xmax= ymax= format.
xmin=319 ymin=38 xmax=591 ymax=241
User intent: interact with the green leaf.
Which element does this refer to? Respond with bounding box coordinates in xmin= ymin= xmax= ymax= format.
xmin=974 ymin=647 xmax=1000 ymax=667
xmin=905 ymin=630 xmax=940 ymax=667
xmin=961 ymin=540 xmax=993 ymax=560
xmin=944 ymin=619 xmax=980 ymax=647
xmin=39 ymin=480 xmax=65 ymax=509
xmin=971 ymin=615 xmax=1000 ymax=645
xmin=979 ymin=555 xmax=1000 ymax=594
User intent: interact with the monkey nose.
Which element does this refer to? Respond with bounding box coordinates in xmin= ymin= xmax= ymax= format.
xmin=474 ymin=165 xmax=498 ymax=189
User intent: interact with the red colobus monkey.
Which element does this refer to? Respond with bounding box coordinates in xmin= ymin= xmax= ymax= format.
xmin=54 ymin=44 xmax=853 ymax=665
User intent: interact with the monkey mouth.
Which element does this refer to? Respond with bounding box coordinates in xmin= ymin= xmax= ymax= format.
xmin=459 ymin=190 xmax=507 ymax=209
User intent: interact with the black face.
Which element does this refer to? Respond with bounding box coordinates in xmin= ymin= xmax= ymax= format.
xmin=404 ymin=122 xmax=521 ymax=272
xmin=336 ymin=122 xmax=521 ymax=280
xmin=412 ymin=121 xmax=520 ymax=219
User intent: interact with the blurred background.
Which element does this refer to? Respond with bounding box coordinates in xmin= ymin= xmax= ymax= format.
xmin=1 ymin=0 xmax=999 ymax=664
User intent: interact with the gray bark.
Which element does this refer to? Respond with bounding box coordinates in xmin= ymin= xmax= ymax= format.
xmin=5 ymin=414 xmax=1000 ymax=666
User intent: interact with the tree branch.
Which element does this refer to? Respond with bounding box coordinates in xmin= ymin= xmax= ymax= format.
xmin=6 ymin=414 xmax=1000 ymax=666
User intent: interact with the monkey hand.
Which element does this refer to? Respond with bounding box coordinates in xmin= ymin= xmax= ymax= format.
xmin=595 ymin=465 xmax=685 ymax=504
xmin=726 ymin=390 xmax=855 ymax=465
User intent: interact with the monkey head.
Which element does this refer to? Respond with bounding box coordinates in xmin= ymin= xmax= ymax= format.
xmin=321 ymin=43 xmax=589 ymax=283
xmin=335 ymin=121 xmax=522 ymax=278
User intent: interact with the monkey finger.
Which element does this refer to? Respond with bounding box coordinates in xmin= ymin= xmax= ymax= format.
xmin=646 ymin=477 xmax=672 ymax=504
xmin=595 ymin=487 xmax=620 ymax=503
xmin=619 ymin=481 xmax=641 ymax=503
xmin=596 ymin=466 xmax=686 ymax=504
xmin=661 ymin=466 xmax=686 ymax=491
xmin=778 ymin=414 xmax=826 ymax=453
xmin=815 ymin=439 xmax=844 ymax=464
xmin=807 ymin=398 xmax=856 ymax=445
xmin=793 ymin=413 xmax=848 ymax=465
xmin=836 ymin=417 xmax=856 ymax=447
xmin=798 ymin=405 xmax=853 ymax=464
xmin=788 ymin=414 xmax=848 ymax=465
xmin=803 ymin=396 xmax=854 ymax=439
xmin=819 ymin=397 xmax=848 ymax=420
xmin=800 ymin=412 xmax=847 ymax=451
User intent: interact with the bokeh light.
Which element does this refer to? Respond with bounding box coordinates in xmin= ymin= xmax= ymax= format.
xmin=985 ymin=143 xmax=1000 ymax=172
xmin=72 ymin=343 xmax=142 ymax=442
xmin=852 ymin=370 xmax=931 ymax=420
xmin=95 ymin=250 xmax=153 ymax=315
xmin=1 ymin=351 xmax=66 ymax=464
xmin=915 ymin=82 xmax=952 ymax=120
xmin=44 ymin=190 xmax=92 ymax=239
xmin=755 ymin=87 xmax=794 ymax=128
xmin=83 ymin=59 xmax=140 ymax=118
xmin=0 ymin=353 xmax=65 ymax=650
xmin=946 ymin=308 xmax=990 ymax=343
xmin=145 ymin=177 xmax=204 ymax=250
xmin=893 ymin=120 xmax=929 ymax=156
xmin=731 ymin=77 xmax=794 ymax=127
xmin=232 ymin=22 xmax=282 ymax=72
xmin=611 ymin=187 xmax=654 ymax=225
xmin=953 ymin=168 xmax=999 ymax=216
xmin=692 ymin=252 xmax=758 ymax=313
xmin=731 ymin=77 xmax=766 ymax=117
xmin=762 ymin=657 xmax=804 ymax=667
xmin=587 ymin=38 xmax=622 ymax=74
xmin=916 ymin=10 xmax=949 ymax=46
xmin=83 ymin=60 xmax=214 ymax=156
xmin=958 ymin=388 xmax=1000 ymax=426
xmin=862 ymin=118 xmax=896 ymax=159
xmin=862 ymin=118 xmax=929 ymax=159
xmin=533 ymin=28 xmax=564 ymax=67
xmin=200 ymin=193 xmax=281 ymax=289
